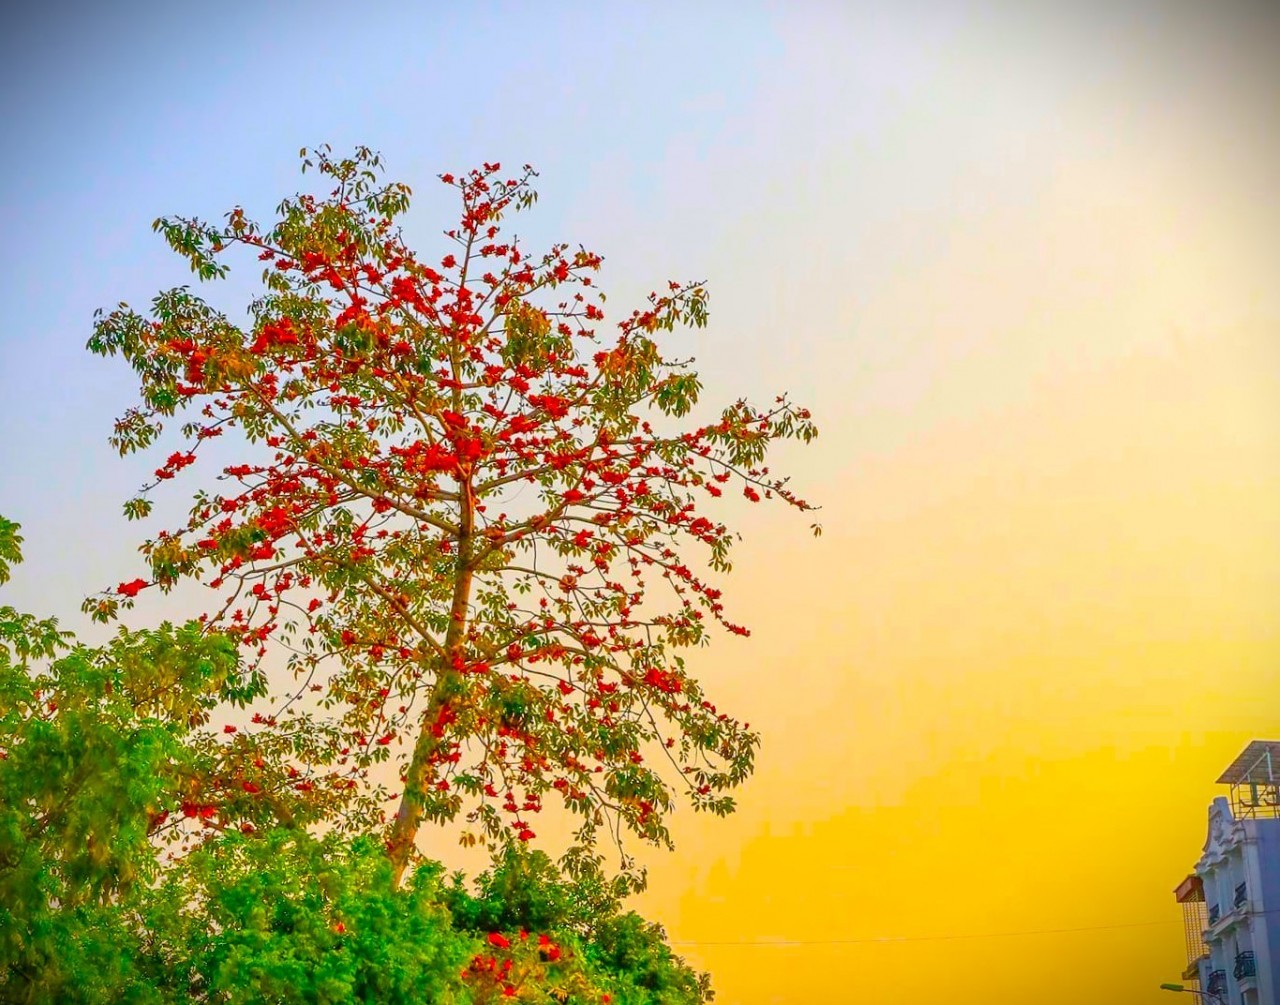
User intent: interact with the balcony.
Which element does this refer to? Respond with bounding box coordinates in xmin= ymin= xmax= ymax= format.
xmin=1206 ymin=969 xmax=1228 ymax=997
xmin=1234 ymin=882 xmax=1248 ymax=909
xmin=1234 ymin=951 xmax=1257 ymax=982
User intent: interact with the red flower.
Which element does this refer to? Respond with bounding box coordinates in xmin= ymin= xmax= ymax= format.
xmin=643 ymin=667 xmax=683 ymax=694
xmin=487 ymin=932 xmax=510 ymax=949
xmin=117 ymin=579 xmax=148 ymax=598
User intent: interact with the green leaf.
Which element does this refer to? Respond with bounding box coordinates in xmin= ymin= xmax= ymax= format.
xmin=0 ymin=516 xmax=22 ymax=585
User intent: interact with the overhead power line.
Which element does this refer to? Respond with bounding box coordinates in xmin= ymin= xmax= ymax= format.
xmin=670 ymin=918 xmax=1179 ymax=947
xmin=672 ymin=907 xmax=1280 ymax=947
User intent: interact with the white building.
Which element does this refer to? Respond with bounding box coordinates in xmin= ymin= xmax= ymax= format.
xmin=1172 ymin=740 xmax=1280 ymax=1005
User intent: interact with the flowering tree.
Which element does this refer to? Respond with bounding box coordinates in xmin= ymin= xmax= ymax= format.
xmin=87 ymin=146 xmax=817 ymax=883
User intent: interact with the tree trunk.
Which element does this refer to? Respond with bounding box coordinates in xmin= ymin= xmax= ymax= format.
xmin=386 ymin=471 xmax=476 ymax=886
xmin=385 ymin=688 xmax=449 ymax=886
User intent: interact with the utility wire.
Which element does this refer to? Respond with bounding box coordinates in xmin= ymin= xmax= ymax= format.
xmin=671 ymin=906 xmax=1280 ymax=947
xmin=670 ymin=918 xmax=1178 ymax=947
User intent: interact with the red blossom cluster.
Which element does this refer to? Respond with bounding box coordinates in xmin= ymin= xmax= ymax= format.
xmin=459 ymin=930 xmax=573 ymax=1001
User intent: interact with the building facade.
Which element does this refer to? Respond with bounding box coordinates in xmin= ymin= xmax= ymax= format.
xmin=1173 ymin=741 xmax=1280 ymax=1005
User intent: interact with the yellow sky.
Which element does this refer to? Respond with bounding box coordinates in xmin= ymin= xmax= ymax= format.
xmin=620 ymin=59 xmax=1280 ymax=994
xmin=623 ymin=304 xmax=1279 ymax=1002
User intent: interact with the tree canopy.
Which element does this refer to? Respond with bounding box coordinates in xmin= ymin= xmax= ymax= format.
xmin=86 ymin=146 xmax=818 ymax=882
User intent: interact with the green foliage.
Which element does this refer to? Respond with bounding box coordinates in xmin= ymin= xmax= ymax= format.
xmin=0 ymin=517 xmax=21 ymax=586
xmin=445 ymin=846 xmax=614 ymax=937
xmin=145 ymin=832 xmax=471 ymax=1004
xmin=1 ymin=519 xmax=711 ymax=1003
xmin=0 ymin=573 xmax=243 ymax=999
xmin=584 ymin=914 xmax=712 ymax=1005
xmin=445 ymin=846 xmax=712 ymax=1003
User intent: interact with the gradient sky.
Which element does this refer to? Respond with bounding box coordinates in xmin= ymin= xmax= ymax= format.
xmin=3 ymin=3 xmax=1279 ymax=1002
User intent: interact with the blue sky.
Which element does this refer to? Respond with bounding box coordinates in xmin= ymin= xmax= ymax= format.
xmin=5 ymin=0 xmax=1277 ymax=612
